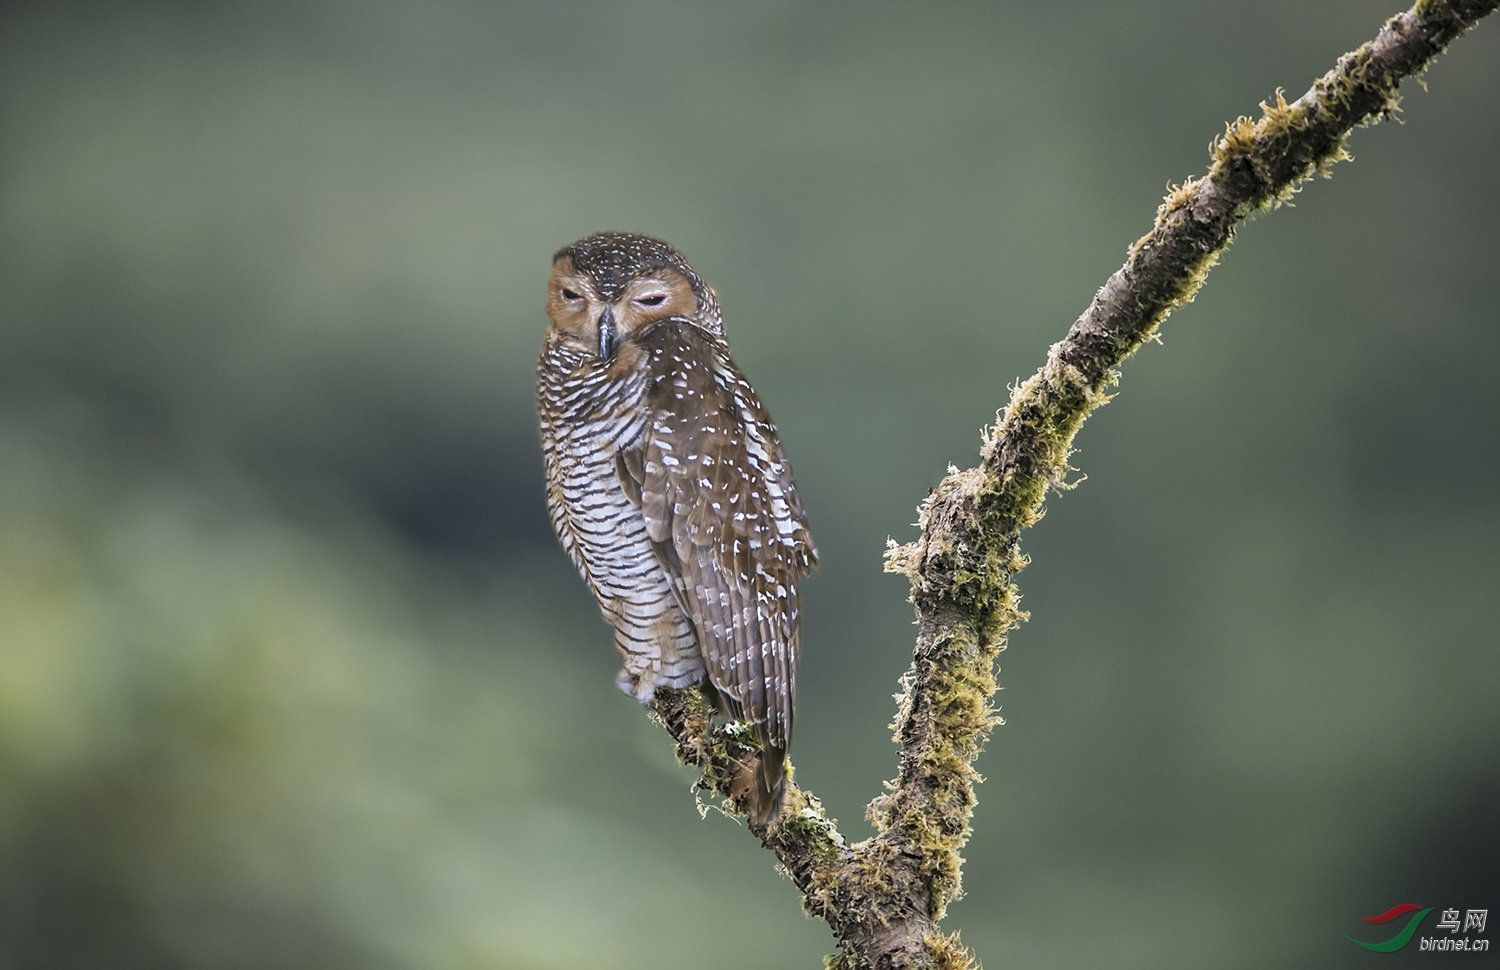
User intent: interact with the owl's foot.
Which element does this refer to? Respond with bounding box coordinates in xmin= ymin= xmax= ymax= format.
xmin=615 ymin=667 xmax=656 ymax=706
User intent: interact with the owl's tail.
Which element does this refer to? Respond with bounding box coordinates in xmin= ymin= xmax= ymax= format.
xmin=748 ymin=744 xmax=787 ymax=829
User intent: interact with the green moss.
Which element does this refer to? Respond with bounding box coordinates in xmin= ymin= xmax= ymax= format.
xmin=1206 ymin=38 xmax=1407 ymax=220
xmin=778 ymin=789 xmax=845 ymax=869
xmin=852 ymin=839 xmax=899 ymax=906
xmin=924 ymin=931 xmax=980 ymax=970
xmin=664 ymin=690 xmax=766 ymax=814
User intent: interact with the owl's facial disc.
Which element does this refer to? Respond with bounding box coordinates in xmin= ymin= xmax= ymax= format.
xmin=615 ymin=270 xmax=696 ymax=335
xmin=546 ymin=256 xmax=700 ymax=363
xmin=546 ymin=258 xmax=607 ymax=357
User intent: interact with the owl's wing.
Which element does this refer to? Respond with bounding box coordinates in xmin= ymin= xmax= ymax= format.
xmin=616 ymin=322 xmax=816 ymax=765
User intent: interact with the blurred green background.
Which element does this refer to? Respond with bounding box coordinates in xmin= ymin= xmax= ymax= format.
xmin=1 ymin=1 xmax=1496 ymax=967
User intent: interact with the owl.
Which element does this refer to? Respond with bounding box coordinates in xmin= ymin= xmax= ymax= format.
xmin=536 ymin=232 xmax=816 ymax=827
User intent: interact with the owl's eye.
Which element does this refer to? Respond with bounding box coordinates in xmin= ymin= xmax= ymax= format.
xmin=561 ymin=287 xmax=583 ymax=301
xmin=635 ymin=294 xmax=667 ymax=307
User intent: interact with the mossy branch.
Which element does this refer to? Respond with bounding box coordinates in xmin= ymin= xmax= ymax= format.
xmin=651 ymin=1 xmax=1497 ymax=966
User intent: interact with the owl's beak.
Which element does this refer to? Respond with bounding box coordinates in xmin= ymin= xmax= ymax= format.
xmin=597 ymin=306 xmax=618 ymax=363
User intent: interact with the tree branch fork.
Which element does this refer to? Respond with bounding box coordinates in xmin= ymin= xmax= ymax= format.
xmin=639 ymin=2 xmax=1497 ymax=966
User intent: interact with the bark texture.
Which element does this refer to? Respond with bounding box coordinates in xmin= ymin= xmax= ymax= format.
xmin=647 ymin=1 xmax=1498 ymax=966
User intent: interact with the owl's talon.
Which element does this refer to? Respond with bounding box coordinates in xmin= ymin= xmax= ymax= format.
xmin=615 ymin=667 xmax=659 ymax=707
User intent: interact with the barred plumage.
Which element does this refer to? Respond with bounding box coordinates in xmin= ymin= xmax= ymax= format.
xmin=536 ymin=232 xmax=815 ymax=826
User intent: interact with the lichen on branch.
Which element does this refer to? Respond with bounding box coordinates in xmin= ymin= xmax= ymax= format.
xmin=647 ymin=2 xmax=1498 ymax=966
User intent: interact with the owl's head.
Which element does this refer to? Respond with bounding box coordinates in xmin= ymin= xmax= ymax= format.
xmin=546 ymin=232 xmax=722 ymax=365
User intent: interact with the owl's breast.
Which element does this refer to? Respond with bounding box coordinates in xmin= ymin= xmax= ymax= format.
xmin=539 ymin=342 xmax=650 ymax=435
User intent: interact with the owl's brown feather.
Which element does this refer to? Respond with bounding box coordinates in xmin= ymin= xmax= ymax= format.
xmin=615 ymin=320 xmax=814 ymax=823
